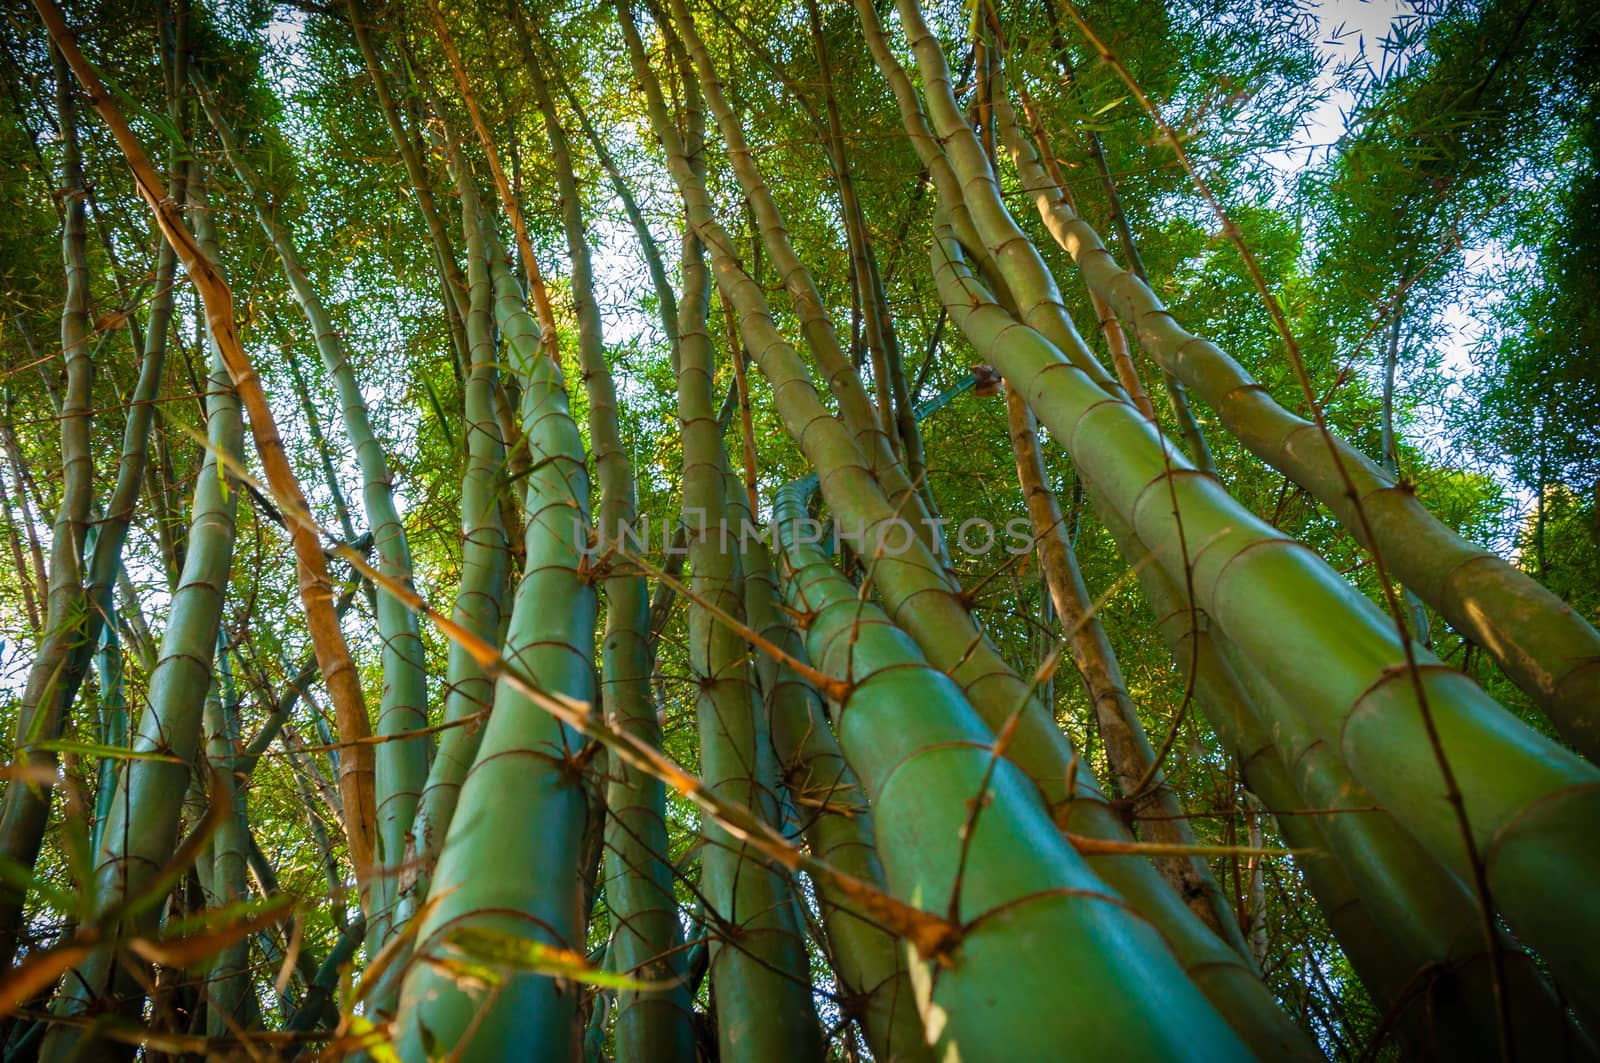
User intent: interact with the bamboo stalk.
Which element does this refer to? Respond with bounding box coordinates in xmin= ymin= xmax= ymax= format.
xmin=392 ymin=147 xmax=510 ymax=953
xmin=35 ymin=0 xmax=379 ymax=882
xmin=40 ymin=200 xmax=245 ymax=1057
xmin=202 ymin=648 xmax=259 ymax=1036
xmin=198 ymin=76 xmax=429 ymax=946
xmin=1097 ymin=494 xmax=1591 ymax=1058
xmin=0 ymin=45 xmax=96 ymax=968
xmin=727 ymin=469 xmax=929 ymax=1062
xmin=625 ymin=6 xmax=1310 ymax=1051
xmin=655 ymin=0 xmax=935 ymax=551
xmin=393 ymin=189 xmax=598 ymax=1058
xmin=1004 ymin=384 xmax=1245 ymax=954
xmin=803 ymin=0 xmax=929 ymax=510
xmin=421 ymin=0 xmax=557 ymax=352
xmin=771 ymin=479 xmax=1253 ymax=1061
xmin=995 ymin=36 xmax=1600 ymax=761
xmin=931 ymin=220 xmax=1600 ymax=1032
xmin=624 ymin=15 xmax=824 ymax=1050
xmin=524 ymin=30 xmax=697 ymax=1057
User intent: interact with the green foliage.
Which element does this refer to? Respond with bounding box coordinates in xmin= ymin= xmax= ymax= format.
xmin=0 ymin=0 xmax=1594 ymax=1057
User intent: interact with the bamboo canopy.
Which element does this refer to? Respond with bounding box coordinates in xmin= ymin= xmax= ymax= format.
xmin=0 ymin=0 xmax=1596 ymax=1058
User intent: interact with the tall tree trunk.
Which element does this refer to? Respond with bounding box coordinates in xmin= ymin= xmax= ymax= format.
xmin=0 ymin=46 xmax=96 ymax=967
xmin=394 ymin=191 xmax=598 ymax=1059
xmin=523 ymin=30 xmax=697 ymax=1057
xmin=41 ymin=179 xmax=245 ymax=1058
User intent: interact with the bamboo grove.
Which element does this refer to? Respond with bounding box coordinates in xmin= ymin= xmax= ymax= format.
xmin=0 ymin=0 xmax=1595 ymax=1057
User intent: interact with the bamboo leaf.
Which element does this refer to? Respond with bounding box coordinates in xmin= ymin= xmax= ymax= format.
xmin=0 ymin=938 xmax=96 ymax=1014
xmin=440 ymin=926 xmax=673 ymax=991
xmin=345 ymin=1015 xmax=402 ymax=1063
xmin=1090 ymin=94 xmax=1127 ymax=117
xmin=419 ymin=373 xmax=458 ymax=455
xmin=31 ymin=739 xmax=184 ymax=765
xmin=125 ymin=896 xmax=293 ymax=969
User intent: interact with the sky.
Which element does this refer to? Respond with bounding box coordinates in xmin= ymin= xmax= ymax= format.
xmin=1296 ymin=0 xmax=1413 ymax=158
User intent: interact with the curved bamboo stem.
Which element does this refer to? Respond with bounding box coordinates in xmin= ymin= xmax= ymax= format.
xmin=0 ymin=46 xmax=97 ymax=966
xmin=198 ymin=78 xmax=428 ymax=946
xmin=772 ymin=479 xmax=1254 ymax=1061
xmin=932 ymin=223 xmax=1600 ymax=1031
xmin=396 ymin=150 xmax=510 ymax=942
xmin=393 ymin=192 xmax=597 ymax=1058
xmin=994 ymin=41 xmax=1600 ymax=761
xmin=41 ymin=203 xmax=244 ymax=1058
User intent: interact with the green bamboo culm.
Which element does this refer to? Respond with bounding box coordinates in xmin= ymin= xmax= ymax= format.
xmin=197 ymin=75 xmax=429 ymax=946
xmin=10 ymin=0 xmax=1598 ymax=1056
xmin=771 ymin=477 xmax=1254 ymax=1062
xmin=523 ymin=27 xmax=697 ymax=1056
xmin=931 ymin=220 xmax=1600 ymax=1031
xmin=1005 ymin=386 xmax=1244 ymax=951
xmin=618 ymin=8 xmax=825 ymax=1055
xmin=722 ymin=464 xmax=929 ymax=1062
xmin=623 ymin=0 xmax=1311 ymax=1047
xmin=990 ymin=74 xmax=1600 ymax=761
xmin=675 ymin=183 xmax=823 ymax=1063
xmin=1096 ymin=497 xmax=1595 ymax=1059
xmin=393 ymin=203 xmax=597 ymax=1057
xmin=203 ymin=644 xmax=261 ymax=1037
xmin=0 ymin=45 xmax=97 ymax=968
xmin=76 ymin=49 xmax=187 ymax=883
xmin=392 ymin=131 xmax=511 ymax=944
xmin=656 ymin=0 xmax=938 ymax=552
xmin=41 ymin=174 xmax=246 ymax=1062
